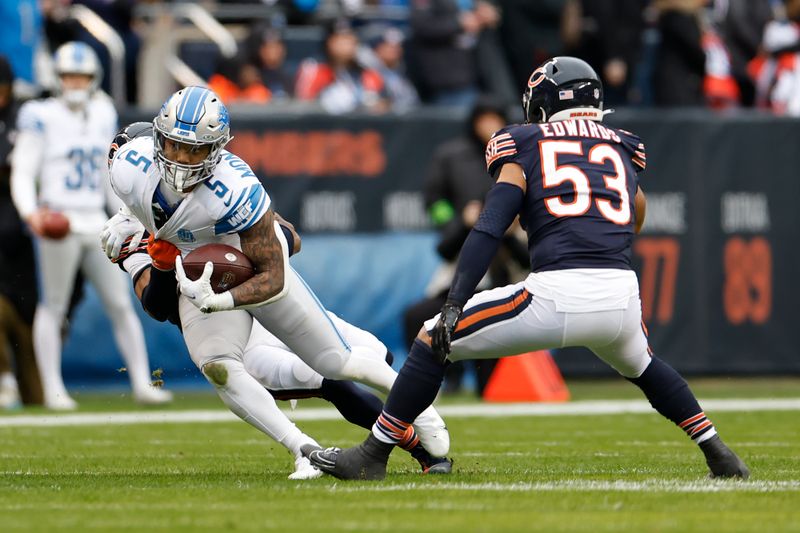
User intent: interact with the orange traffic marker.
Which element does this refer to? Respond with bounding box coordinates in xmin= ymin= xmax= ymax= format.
xmin=482 ymin=351 xmax=570 ymax=402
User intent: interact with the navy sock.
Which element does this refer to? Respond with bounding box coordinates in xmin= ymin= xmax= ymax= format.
xmin=382 ymin=339 xmax=447 ymax=425
xmin=320 ymin=379 xmax=383 ymax=430
xmin=627 ymin=356 xmax=715 ymax=441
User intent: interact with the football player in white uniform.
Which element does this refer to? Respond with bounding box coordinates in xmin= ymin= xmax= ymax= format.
xmin=102 ymin=206 xmax=451 ymax=478
xmin=10 ymin=42 xmax=171 ymax=410
xmin=101 ymin=122 xmax=452 ymax=478
xmin=107 ymin=87 xmax=450 ymax=458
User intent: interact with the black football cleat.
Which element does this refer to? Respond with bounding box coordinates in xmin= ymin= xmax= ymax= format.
xmin=303 ymin=434 xmax=393 ymax=481
xmin=699 ymin=435 xmax=750 ymax=479
xmin=419 ymin=455 xmax=453 ymax=475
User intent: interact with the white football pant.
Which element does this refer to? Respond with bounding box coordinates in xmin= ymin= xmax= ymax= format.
xmin=34 ymin=231 xmax=157 ymax=404
xmin=424 ymin=275 xmax=651 ymax=379
xmin=247 ymin=267 xmax=450 ymax=457
xmin=179 ymin=297 xmax=318 ymax=458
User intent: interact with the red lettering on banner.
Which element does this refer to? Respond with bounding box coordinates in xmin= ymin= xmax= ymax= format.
xmin=227 ymin=129 xmax=386 ymax=177
xmin=723 ymin=237 xmax=771 ymax=325
xmin=634 ymin=237 xmax=680 ymax=324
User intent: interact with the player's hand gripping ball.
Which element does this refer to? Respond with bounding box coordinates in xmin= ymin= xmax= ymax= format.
xmin=182 ymin=244 xmax=255 ymax=293
xmin=41 ymin=211 xmax=70 ymax=240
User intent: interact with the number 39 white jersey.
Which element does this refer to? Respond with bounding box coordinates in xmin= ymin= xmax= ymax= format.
xmin=109 ymin=136 xmax=270 ymax=255
xmin=15 ymin=94 xmax=118 ymax=214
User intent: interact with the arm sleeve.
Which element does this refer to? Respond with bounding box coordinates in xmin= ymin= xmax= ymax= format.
xmin=121 ymin=251 xmax=153 ymax=280
xmin=279 ymin=223 xmax=296 ymax=257
xmin=446 ymin=182 xmax=525 ymax=306
xmin=140 ymin=266 xmax=179 ymax=323
xmin=10 ymin=130 xmax=44 ymax=219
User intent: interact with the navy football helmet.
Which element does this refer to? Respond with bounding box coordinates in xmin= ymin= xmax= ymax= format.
xmin=522 ymin=56 xmax=603 ymax=123
xmin=108 ymin=121 xmax=153 ymax=169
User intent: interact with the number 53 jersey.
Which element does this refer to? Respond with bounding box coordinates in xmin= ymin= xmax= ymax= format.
xmin=109 ymin=136 xmax=270 ymax=255
xmin=486 ymin=119 xmax=646 ymax=273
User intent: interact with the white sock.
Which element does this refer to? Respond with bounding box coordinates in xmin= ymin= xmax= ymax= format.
xmin=695 ymin=427 xmax=718 ymax=444
xmin=338 ymin=345 xmax=398 ymax=394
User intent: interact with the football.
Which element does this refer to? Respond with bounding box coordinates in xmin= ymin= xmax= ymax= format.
xmin=41 ymin=211 xmax=70 ymax=240
xmin=182 ymin=244 xmax=255 ymax=293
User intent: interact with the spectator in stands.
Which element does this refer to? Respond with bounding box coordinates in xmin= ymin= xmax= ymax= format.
xmin=0 ymin=0 xmax=42 ymax=98
xmin=208 ymin=59 xmax=271 ymax=105
xmin=497 ymin=0 xmax=581 ymax=92
xmin=571 ymin=0 xmax=646 ymax=107
xmin=72 ymin=0 xmax=142 ymax=103
xmin=244 ymin=21 xmax=295 ymax=102
xmin=0 ymin=56 xmax=43 ymax=408
xmin=208 ymin=20 xmax=289 ymax=106
xmin=408 ymin=0 xmax=495 ymax=107
xmin=362 ymin=25 xmax=420 ymax=113
xmin=709 ymin=0 xmax=772 ymax=107
xmin=749 ymin=0 xmax=800 ymax=115
xmin=403 ymin=96 xmax=528 ymax=395
xmin=652 ymin=0 xmax=707 ymax=107
xmin=295 ymin=18 xmax=388 ymax=114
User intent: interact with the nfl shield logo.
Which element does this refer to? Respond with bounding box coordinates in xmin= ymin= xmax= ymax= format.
xmin=177 ymin=229 xmax=196 ymax=242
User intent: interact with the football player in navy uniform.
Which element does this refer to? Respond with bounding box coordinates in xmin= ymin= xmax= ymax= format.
xmin=305 ymin=57 xmax=750 ymax=481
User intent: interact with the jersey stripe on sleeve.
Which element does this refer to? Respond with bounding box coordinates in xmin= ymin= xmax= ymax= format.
xmin=632 ymin=142 xmax=646 ymax=171
xmin=485 ymin=132 xmax=517 ymax=171
xmin=214 ymin=183 xmax=271 ymax=234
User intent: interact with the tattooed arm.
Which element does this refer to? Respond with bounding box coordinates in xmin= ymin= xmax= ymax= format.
xmin=229 ymin=208 xmax=286 ymax=306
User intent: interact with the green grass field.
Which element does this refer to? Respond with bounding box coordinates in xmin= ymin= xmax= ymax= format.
xmin=1 ymin=379 xmax=799 ymax=532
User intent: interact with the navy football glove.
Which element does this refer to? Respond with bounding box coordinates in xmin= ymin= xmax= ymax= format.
xmin=430 ymin=303 xmax=463 ymax=362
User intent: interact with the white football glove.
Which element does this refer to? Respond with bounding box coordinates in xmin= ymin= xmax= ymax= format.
xmin=174 ymin=256 xmax=234 ymax=313
xmin=101 ymin=209 xmax=145 ymax=260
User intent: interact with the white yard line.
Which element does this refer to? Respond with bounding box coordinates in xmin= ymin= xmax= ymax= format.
xmin=1 ymin=398 xmax=799 ymax=428
xmin=314 ymin=480 xmax=800 ymax=494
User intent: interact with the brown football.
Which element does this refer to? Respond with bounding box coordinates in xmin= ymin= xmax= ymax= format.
xmin=42 ymin=211 xmax=70 ymax=240
xmin=182 ymin=244 xmax=255 ymax=293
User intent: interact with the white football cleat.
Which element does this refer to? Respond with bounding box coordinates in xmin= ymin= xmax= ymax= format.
xmin=412 ymin=405 xmax=450 ymax=458
xmin=44 ymin=392 xmax=78 ymax=411
xmin=133 ymin=386 xmax=173 ymax=405
xmin=0 ymin=383 xmax=21 ymax=410
xmin=288 ymin=455 xmax=323 ymax=480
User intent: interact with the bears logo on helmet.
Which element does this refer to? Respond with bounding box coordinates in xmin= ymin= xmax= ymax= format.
xmin=522 ymin=56 xmax=604 ymax=124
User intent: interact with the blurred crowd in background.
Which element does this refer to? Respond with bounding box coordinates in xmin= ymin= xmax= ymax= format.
xmin=0 ymin=0 xmax=799 ymax=115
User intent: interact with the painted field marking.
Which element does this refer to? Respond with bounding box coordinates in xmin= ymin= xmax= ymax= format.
xmin=1 ymin=398 xmax=799 ymax=428
xmin=314 ymin=480 xmax=800 ymax=494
